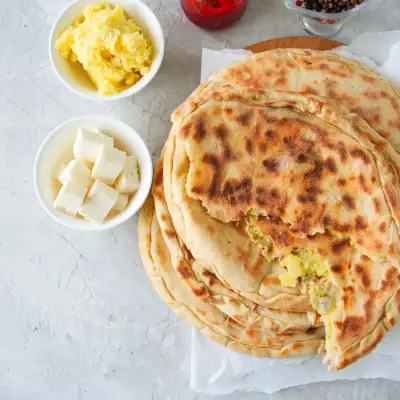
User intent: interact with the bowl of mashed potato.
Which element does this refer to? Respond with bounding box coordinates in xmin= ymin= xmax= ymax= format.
xmin=49 ymin=0 xmax=164 ymax=100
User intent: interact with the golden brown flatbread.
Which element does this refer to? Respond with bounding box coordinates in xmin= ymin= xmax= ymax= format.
xmin=139 ymin=50 xmax=400 ymax=370
xmin=205 ymin=49 xmax=400 ymax=152
xmin=166 ymin=84 xmax=400 ymax=370
xmin=139 ymin=162 xmax=325 ymax=356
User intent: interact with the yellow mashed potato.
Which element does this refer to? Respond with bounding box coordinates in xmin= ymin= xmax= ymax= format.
xmin=279 ymin=249 xmax=334 ymax=314
xmin=278 ymin=248 xmax=328 ymax=288
xmin=246 ymin=215 xmax=335 ymax=315
xmin=56 ymin=4 xmax=153 ymax=95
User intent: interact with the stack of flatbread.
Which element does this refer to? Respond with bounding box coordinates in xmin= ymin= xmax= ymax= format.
xmin=139 ymin=49 xmax=400 ymax=371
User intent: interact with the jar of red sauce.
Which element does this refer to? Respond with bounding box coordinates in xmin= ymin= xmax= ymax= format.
xmin=181 ymin=0 xmax=247 ymax=30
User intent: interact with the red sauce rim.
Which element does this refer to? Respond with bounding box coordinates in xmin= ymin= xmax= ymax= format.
xmin=185 ymin=0 xmax=246 ymax=15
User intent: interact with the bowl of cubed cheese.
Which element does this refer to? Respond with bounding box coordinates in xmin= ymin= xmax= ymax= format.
xmin=34 ymin=115 xmax=153 ymax=231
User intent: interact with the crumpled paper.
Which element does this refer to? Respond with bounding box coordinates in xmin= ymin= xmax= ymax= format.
xmin=192 ymin=31 xmax=400 ymax=395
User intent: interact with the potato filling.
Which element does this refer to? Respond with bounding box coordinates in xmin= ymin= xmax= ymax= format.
xmin=245 ymin=214 xmax=274 ymax=260
xmin=278 ymin=249 xmax=328 ymax=287
xmin=278 ymin=249 xmax=333 ymax=314
xmin=246 ymin=215 xmax=335 ymax=315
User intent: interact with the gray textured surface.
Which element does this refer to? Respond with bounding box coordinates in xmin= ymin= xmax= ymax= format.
xmin=1 ymin=0 xmax=400 ymax=398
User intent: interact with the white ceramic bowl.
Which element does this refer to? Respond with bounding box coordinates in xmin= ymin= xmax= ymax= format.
xmin=34 ymin=115 xmax=153 ymax=231
xmin=49 ymin=0 xmax=164 ymax=101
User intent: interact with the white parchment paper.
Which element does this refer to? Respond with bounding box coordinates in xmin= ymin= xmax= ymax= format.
xmin=192 ymin=31 xmax=400 ymax=395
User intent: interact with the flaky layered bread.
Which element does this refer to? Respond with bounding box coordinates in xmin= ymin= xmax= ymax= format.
xmin=205 ymin=49 xmax=400 ymax=152
xmin=139 ymin=160 xmax=325 ymax=356
xmin=139 ymin=50 xmax=400 ymax=370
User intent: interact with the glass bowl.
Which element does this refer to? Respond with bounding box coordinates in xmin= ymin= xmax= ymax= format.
xmin=285 ymin=0 xmax=371 ymax=37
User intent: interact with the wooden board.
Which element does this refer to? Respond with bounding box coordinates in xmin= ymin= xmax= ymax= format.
xmin=246 ymin=36 xmax=343 ymax=53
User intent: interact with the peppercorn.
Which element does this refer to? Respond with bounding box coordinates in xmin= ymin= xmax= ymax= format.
xmin=296 ymin=0 xmax=363 ymax=13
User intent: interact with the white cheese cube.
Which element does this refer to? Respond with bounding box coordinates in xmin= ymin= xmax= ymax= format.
xmin=115 ymin=156 xmax=140 ymax=194
xmin=59 ymin=159 xmax=92 ymax=187
xmin=52 ymin=162 xmax=66 ymax=182
xmin=73 ymin=127 xmax=114 ymax=163
xmin=54 ymin=181 xmax=87 ymax=216
xmin=113 ymin=193 xmax=129 ymax=212
xmin=79 ymin=180 xmax=118 ymax=224
xmin=91 ymin=146 xmax=127 ymax=185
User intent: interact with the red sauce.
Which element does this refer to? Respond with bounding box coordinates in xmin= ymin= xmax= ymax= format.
xmin=181 ymin=0 xmax=247 ymax=30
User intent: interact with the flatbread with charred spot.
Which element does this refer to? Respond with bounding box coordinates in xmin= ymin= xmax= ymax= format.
xmin=138 ymin=163 xmax=325 ymax=356
xmin=172 ymin=85 xmax=400 ymax=267
xmin=139 ymin=50 xmax=400 ymax=371
xmin=196 ymin=49 xmax=400 ymax=152
xmin=166 ymin=86 xmax=400 ymax=370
